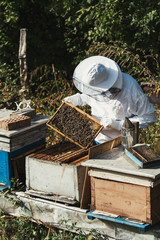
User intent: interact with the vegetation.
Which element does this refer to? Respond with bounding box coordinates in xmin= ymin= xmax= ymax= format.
xmin=0 ymin=210 xmax=108 ymax=240
xmin=0 ymin=0 xmax=160 ymax=85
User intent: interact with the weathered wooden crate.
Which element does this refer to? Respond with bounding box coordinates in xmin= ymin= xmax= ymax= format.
xmin=125 ymin=144 xmax=160 ymax=168
xmin=0 ymin=115 xmax=31 ymax=130
xmin=90 ymin=177 xmax=160 ymax=225
xmin=85 ymin=145 xmax=160 ymax=225
xmin=0 ymin=114 xmax=49 ymax=188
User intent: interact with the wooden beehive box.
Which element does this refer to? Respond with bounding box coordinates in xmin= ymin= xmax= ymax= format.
xmin=26 ymin=137 xmax=121 ymax=207
xmin=26 ymin=141 xmax=88 ymax=205
xmin=82 ymin=145 xmax=160 ymax=225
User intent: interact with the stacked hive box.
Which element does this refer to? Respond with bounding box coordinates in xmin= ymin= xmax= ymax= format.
xmin=0 ymin=113 xmax=49 ymax=189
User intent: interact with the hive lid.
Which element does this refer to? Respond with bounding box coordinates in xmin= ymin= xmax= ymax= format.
xmin=47 ymin=101 xmax=103 ymax=149
xmin=125 ymin=144 xmax=160 ymax=168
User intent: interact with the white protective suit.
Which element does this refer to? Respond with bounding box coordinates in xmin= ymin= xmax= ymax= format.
xmin=65 ymin=57 xmax=157 ymax=143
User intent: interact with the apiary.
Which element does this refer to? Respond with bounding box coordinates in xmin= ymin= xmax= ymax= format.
xmin=26 ymin=102 xmax=122 ymax=206
xmin=82 ymin=145 xmax=160 ymax=225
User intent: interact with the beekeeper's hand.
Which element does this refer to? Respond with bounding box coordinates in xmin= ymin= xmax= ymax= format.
xmin=101 ymin=117 xmax=123 ymax=131
xmin=64 ymin=94 xmax=80 ymax=106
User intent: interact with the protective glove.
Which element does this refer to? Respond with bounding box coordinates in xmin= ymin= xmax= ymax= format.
xmin=64 ymin=94 xmax=80 ymax=106
xmin=100 ymin=117 xmax=123 ymax=131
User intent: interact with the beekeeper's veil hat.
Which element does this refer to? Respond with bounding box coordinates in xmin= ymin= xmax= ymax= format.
xmin=73 ymin=56 xmax=122 ymax=95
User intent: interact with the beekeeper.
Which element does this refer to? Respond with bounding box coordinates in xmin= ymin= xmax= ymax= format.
xmin=64 ymin=56 xmax=157 ymax=143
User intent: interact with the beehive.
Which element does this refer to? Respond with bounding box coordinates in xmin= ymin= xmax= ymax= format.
xmin=82 ymin=145 xmax=160 ymax=225
xmin=26 ymin=141 xmax=89 ymax=205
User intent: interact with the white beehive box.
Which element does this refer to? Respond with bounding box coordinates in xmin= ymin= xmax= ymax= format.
xmin=25 ymin=142 xmax=89 ymax=204
xmin=26 ymin=138 xmax=121 ymax=206
xmin=26 ymin=156 xmax=86 ymax=202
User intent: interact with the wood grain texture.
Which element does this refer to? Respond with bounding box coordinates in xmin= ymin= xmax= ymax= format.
xmin=90 ymin=176 xmax=96 ymax=210
xmin=0 ymin=115 xmax=31 ymax=131
xmin=92 ymin=177 xmax=152 ymax=223
xmin=89 ymin=136 xmax=121 ymax=159
xmin=80 ymin=167 xmax=91 ymax=209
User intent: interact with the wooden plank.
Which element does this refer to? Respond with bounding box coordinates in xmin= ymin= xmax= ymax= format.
xmin=11 ymin=128 xmax=48 ymax=147
xmin=0 ymin=136 xmax=11 ymax=143
xmin=76 ymin=165 xmax=87 ymax=204
xmin=88 ymin=169 xmax=154 ymax=187
xmin=12 ymin=161 xmax=19 ymax=179
xmin=150 ymin=182 xmax=160 ymax=200
xmin=0 ymin=143 xmax=11 ymax=152
xmin=146 ymin=188 xmax=151 ymax=223
xmin=0 ymin=128 xmax=48 ymax=152
xmin=90 ymin=176 xmax=96 ymax=210
xmin=25 ymin=190 xmax=78 ymax=206
xmin=80 ymin=167 xmax=91 ymax=209
xmin=11 ymin=124 xmax=48 ymax=140
xmin=151 ymin=196 xmax=160 ymax=225
xmin=71 ymin=155 xmax=89 ymax=166
xmin=26 ymin=156 xmax=83 ymax=201
xmin=93 ymin=178 xmax=150 ymax=222
xmin=88 ymin=136 xmax=121 ymax=159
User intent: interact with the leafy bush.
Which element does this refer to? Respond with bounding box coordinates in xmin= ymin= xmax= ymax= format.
xmin=86 ymin=41 xmax=160 ymax=85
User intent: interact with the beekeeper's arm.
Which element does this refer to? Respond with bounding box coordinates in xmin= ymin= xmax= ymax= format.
xmin=65 ymin=94 xmax=123 ymax=130
xmin=128 ymin=90 xmax=157 ymax=128
xmin=100 ymin=83 xmax=157 ymax=130
xmin=64 ymin=93 xmax=89 ymax=106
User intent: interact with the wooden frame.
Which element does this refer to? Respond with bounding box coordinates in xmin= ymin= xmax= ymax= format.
xmin=47 ymin=101 xmax=103 ymax=149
